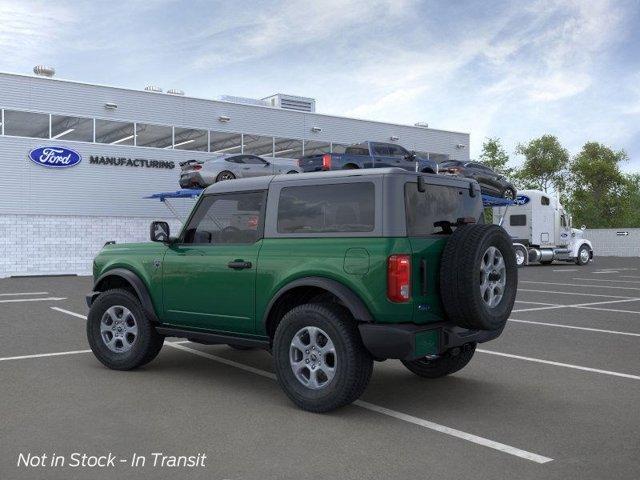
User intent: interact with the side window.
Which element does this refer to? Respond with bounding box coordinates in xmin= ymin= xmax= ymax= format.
xmin=560 ymin=215 xmax=567 ymax=227
xmin=226 ymin=156 xmax=244 ymax=164
xmin=277 ymin=183 xmax=375 ymax=233
xmin=373 ymin=144 xmax=390 ymax=156
xmin=345 ymin=147 xmax=369 ymax=156
xmin=510 ymin=215 xmax=527 ymax=226
xmin=183 ymin=192 xmax=265 ymax=244
xmin=243 ymin=155 xmax=268 ymax=165
xmin=541 ymin=196 xmax=550 ymax=206
xmin=388 ymin=145 xmax=409 ymax=158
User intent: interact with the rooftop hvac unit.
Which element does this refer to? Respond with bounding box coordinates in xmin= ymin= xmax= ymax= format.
xmin=144 ymin=85 xmax=163 ymax=93
xmin=262 ymin=94 xmax=316 ymax=112
xmin=167 ymin=89 xmax=185 ymax=96
xmin=33 ymin=65 xmax=55 ymax=77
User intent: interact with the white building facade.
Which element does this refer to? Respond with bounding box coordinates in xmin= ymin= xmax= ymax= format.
xmin=0 ymin=71 xmax=470 ymax=277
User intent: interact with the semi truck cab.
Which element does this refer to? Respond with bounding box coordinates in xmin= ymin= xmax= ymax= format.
xmin=492 ymin=189 xmax=593 ymax=266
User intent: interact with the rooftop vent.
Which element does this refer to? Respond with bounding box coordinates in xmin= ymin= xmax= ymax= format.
xmin=33 ymin=65 xmax=55 ymax=77
xmin=167 ymin=89 xmax=185 ymax=96
xmin=414 ymin=122 xmax=429 ymax=128
xmin=263 ymin=94 xmax=316 ymax=112
xmin=144 ymin=85 xmax=163 ymax=93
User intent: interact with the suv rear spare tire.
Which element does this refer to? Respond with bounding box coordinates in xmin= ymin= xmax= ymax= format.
xmin=440 ymin=224 xmax=517 ymax=331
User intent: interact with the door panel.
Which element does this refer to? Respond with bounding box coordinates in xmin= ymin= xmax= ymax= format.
xmin=161 ymin=191 xmax=266 ymax=333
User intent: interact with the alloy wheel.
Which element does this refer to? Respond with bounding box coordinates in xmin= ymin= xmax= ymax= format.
xmin=289 ymin=326 xmax=337 ymax=389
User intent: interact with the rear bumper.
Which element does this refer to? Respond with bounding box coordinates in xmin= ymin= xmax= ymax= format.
xmin=358 ymin=322 xmax=503 ymax=361
xmin=179 ymin=172 xmax=205 ymax=188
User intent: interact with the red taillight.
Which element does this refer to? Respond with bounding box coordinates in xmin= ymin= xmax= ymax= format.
xmin=387 ymin=254 xmax=411 ymax=302
xmin=322 ymin=154 xmax=332 ymax=170
xmin=193 ymin=164 xmax=202 ymax=171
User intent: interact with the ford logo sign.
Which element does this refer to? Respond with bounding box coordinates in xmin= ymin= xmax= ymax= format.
xmin=514 ymin=195 xmax=530 ymax=206
xmin=28 ymin=146 xmax=82 ymax=168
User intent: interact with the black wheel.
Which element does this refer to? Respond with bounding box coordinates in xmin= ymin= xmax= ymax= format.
xmin=502 ymin=187 xmax=516 ymax=200
xmin=273 ymin=303 xmax=373 ymax=413
xmin=440 ymin=224 xmax=517 ymax=331
xmin=402 ymin=343 xmax=476 ymax=378
xmin=216 ymin=171 xmax=236 ymax=182
xmin=576 ymin=244 xmax=591 ymax=265
xmin=87 ymin=289 xmax=164 ymax=370
xmin=228 ymin=344 xmax=254 ymax=351
xmin=343 ymin=164 xmax=359 ymax=170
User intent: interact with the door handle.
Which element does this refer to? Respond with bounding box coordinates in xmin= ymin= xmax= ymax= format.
xmin=228 ymin=260 xmax=252 ymax=270
xmin=242 ymin=167 xmax=250 ymax=170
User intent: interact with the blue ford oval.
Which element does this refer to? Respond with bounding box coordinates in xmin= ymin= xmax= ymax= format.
xmin=28 ymin=146 xmax=82 ymax=168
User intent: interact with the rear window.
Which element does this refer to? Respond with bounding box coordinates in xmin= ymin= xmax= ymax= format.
xmin=510 ymin=214 xmax=526 ymax=226
xmin=405 ymin=182 xmax=481 ymax=235
xmin=277 ymin=183 xmax=375 ymax=233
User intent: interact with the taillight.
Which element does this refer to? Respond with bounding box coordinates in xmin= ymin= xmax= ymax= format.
xmin=193 ymin=164 xmax=202 ymax=171
xmin=322 ymin=154 xmax=332 ymax=170
xmin=387 ymin=254 xmax=411 ymax=302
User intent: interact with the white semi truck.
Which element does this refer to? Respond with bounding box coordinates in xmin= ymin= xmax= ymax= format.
xmin=492 ymin=189 xmax=593 ymax=267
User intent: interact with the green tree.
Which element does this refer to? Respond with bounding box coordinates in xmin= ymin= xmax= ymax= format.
xmin=566 ymin=142 xmax=629 ymax=228
xmin=622 ymin=174 xmax=640 ymax=227
xmin=514 ymin=135 xmax=569 ymax=193
xmin=479 ymin=137 xmax=513 ymax=177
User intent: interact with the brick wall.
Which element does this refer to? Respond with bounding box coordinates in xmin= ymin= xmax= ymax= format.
xmin=584 ymin=228 xmax=640 ymax=257
xmin=0 ymin=215 xmax=183 ymax=277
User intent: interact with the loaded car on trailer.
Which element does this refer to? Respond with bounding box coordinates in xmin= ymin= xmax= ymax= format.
xmin=86 ymin=168 xmax=517 ymax=412
xmin=492 ymin=189 xmax=593 ymax=266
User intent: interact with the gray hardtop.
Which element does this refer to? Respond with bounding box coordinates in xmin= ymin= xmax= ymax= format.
xmin=202 ymin=167 xmax=476 ymax=195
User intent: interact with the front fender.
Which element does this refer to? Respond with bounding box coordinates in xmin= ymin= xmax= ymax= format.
xmin=571 ymin=239 xmax=593 ymax=257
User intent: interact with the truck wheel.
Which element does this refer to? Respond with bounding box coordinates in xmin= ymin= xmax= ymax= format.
xmin=87 ymin=289 xmax=164 ymax=370
xmin=273 ymin=303 xmax=373 ymax=412
xmin=440 ymin=224 xmax=517 ymax=331
xmin=514 ymin=244 xmax=527 ymax=267
xmin=502 ymin=187 xmax=516 ymax=200
xmin=402 ymin=343 xmax=476 ymax=378
xmin=540 ymin=260 xmax=553 ymax=265
xmin=576 ymin=245 xmax=591 ymax=265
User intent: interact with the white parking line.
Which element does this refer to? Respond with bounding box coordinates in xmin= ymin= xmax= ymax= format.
xmin=477 ymin=349 xmax=640 ymax=380
xmin=519 ymin=288 xmax=638 ymax=299
xmin=0 ymin=349 xmax=91 ymax=362
xmin=166 ymin=343 xmax=553 ymax=464
xmin=593 ymin=270 xmax=619 ymax=274
xmin=39 ymin=307 xmax=553 ymax=464
xmin=552 ymin=269 xmax=578 ymax=272
xmin=574 ymin=306 xmax=640 ymax=315
xmin=50 ymin=307 xmax=88 ymax=319
xmin=0 ymin=297 xmax=66 ymax=303
xmin=620 ymin=275 xmax=640 ymax=279
xmin=521 ymin=281 xmax=640 ymax=291
xmin=513 ymin=297 xmax=640 ymax=313
xmin=514 ymin=301 xmax=560 ymax=306
xmin=0 ymin=292 xmax=49 ymax=296
xmin=508 ymin=319 xmax=640 ymax=337
xmin=572 ymin=278 xmax=640 ymax=284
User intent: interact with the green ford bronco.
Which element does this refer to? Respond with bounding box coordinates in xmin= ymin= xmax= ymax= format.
xmin=87 ymin=168 xmax=517 ymax=412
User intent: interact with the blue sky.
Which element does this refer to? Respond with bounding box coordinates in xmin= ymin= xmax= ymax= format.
xmin=1 ymin=0 xmax=639 ymax=171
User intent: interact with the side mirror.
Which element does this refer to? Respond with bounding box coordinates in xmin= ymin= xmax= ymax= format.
xmin=150 ymin=221 xmax=170 ymax=242
xmin=264 ymin=161 xmax=271 ymax=167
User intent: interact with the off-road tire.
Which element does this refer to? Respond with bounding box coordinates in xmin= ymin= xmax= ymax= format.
xmin=402 ymin=343 xmax=476 ymax=378
xmin=87 ymin=289 xmax=164 ymax=370
xmin=440 ymin=224 xmax=517 ymax=331
xmin=273 ymin=303 xmax=373 ymax=413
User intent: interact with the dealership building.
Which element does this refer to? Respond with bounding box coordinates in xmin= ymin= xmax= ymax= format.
xmin=0 ymin=69 xmax=470 ymax=277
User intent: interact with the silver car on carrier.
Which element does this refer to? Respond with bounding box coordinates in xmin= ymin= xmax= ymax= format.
xmin=179 ymin=154 xmax=301 ymax=188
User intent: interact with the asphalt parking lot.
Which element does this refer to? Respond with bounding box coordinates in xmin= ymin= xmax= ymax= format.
xmin=1 ymin=257 xmax=640 ymax=480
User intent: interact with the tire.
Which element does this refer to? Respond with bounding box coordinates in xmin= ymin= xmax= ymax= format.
xmin=216 ymin=171 xmax=236 ymax=182
xmin=502 ymin=187 xmax=516 ymax=200
xmin=343 ymin=164 xmax=359 ymax=170
xmin=402 ymin=343 xmax=476 ymax=378
xmin=576 ymin=244 xmax=591 ymax=265
xmin=87 ymin=289 xmax=164 ymax=370
xmin=440 ymin=224 xmax=517 ymax=331
xmin=286 ymin=170 xmax=298 ymax=174
xmin=273 ymin=303 xmax=373 ymax=413
xmin=540 ymin=260 xmax=553 ymax=265
xmin=228 ymin=344 xmax=254 ymax=351
xmin=513 ymin=244 xmax=527 ymax=267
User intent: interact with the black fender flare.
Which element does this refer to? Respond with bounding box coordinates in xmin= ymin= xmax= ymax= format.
xmin=262 ymin=276 xmax=374 ymax=328
xmin=89 ymin=268 xmax=160 ymax=323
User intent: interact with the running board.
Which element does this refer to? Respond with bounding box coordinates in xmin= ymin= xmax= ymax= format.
xmin=156 ymin=326 xmax=270 ymax=349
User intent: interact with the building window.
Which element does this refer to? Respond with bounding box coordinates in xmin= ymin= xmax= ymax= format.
xmin=273 ymin=137 xmax=303 ymax=158
xmin=210 ymin=131 xmax=242 ymax=154
xmin=243 ymin=134 xmax=274 ymax=156
xmin=136 ymin=123 xmax=173 ymax=148
xmin=277 ymin=183 xmax=375 ymax=234
xmin=303 ymin=140 xmax=331 ymax=156
xmin=95 ymin=119 xmax=135 ymax=145
xmin=3 ymin=110 xmax=49 ymax=138
xmin=173 ymin=127 xmax=208 ymax=151
xmin=51 ymin=114 xmax=93 ymax=142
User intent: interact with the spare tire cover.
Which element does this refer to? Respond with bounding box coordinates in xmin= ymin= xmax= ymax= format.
xmin=439 ymin=224 xmax=517 ymax=330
